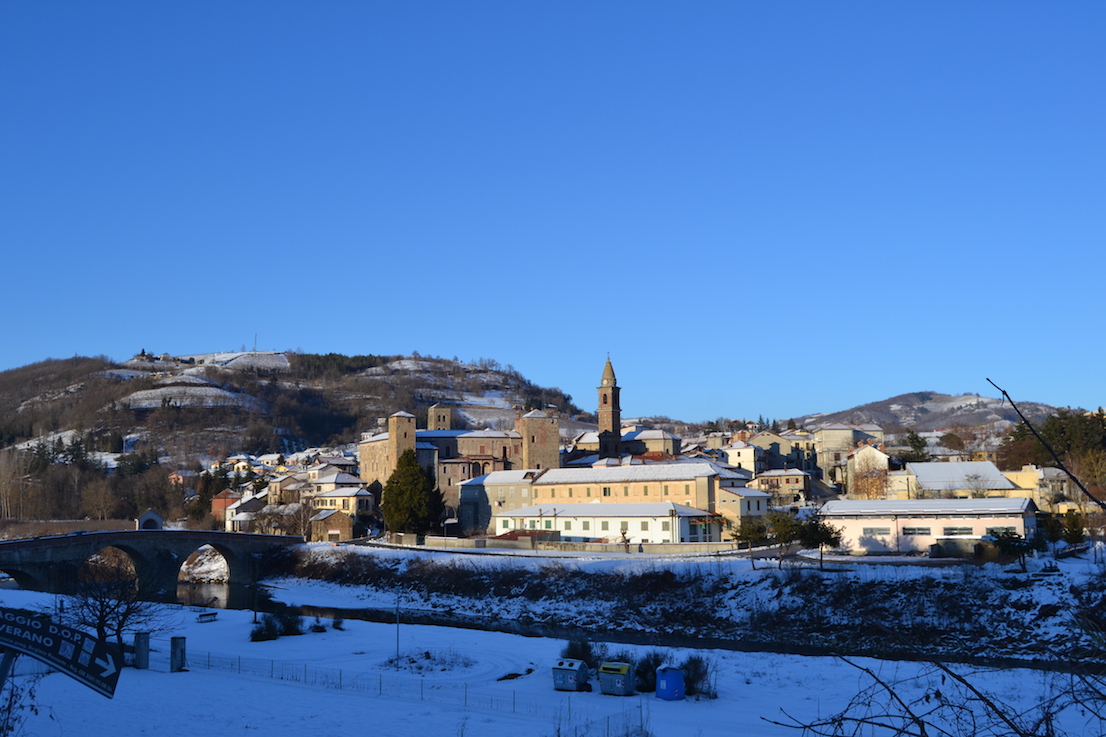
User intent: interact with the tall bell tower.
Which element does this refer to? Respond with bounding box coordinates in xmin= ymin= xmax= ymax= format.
xmin=597 ymin=357 xmax=622 ymax=459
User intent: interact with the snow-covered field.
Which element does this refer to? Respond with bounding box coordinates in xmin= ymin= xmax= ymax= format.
xmin=2 ymin=586 xmax=1091 ymax=737
xmin=5 ymin=548 xmax=1105 ymax=737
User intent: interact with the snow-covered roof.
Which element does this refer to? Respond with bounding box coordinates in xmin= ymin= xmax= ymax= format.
xmin=521 ymin=410 xmax=548 ymax=418
xmin=821 ymin=498 xmax=1036 ymax=517
xmin=536 ymin=463 xmax=720 ymax=486
xmin=755 ymin=468 xmax=810 ymax=478
xmin=906 ymin=461 xmax=1016 ymax=491
xmin=496 ymin=501 xmax=712 ymax=518
xmin=459 ymin=470 xmax=544 ymax=486
xmin=418 ymin=429 xmax=520 ymax=439
xmin=621 ymin=429 xmax=677 ymax=441
xmin=717 ymin=487 xmax=770 ymax=499
xmin=313 ymin=472 xmax=364 ymax=486
xmin=314 ymin=488 xmax=372 ymax=498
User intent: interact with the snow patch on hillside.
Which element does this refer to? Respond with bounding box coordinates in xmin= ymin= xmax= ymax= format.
xmin=118 ymin=386 xmax=262 ymax=411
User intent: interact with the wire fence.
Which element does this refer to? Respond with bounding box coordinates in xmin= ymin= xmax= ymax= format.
xmin=147 ymin=638 xmax=644 ymax=725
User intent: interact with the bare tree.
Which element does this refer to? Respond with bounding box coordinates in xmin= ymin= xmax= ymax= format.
xmin=767 ymin=656 xmax=1077 ymax=737
xmin=62 ymin=548 xmax=172 ymax=649
xmin=852 ymin=456 xmax=890 ymax=499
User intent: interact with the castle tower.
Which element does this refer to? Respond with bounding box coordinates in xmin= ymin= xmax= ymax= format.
xmin=387 ymin=411 xmax=417 ymax=468
xmin=427 ymin=404 xmax=453 ymax=431
xmin=597 ymin=357 xmax=622 ymax=459
xmin=519 ymin=410 xmax=561 ymax=470
xmin=357 ymin=410 xmax=417 ymax=494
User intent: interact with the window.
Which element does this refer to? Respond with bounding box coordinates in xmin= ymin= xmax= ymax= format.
xmin=544 ymin=520 xmax=552 ymax=529
xmin=564 ymin=521 xmax=572 ymax=530
xmin=624 ymin=487 xmax=629 ymax=496
xmin=986 ymin=526 xmax=1016 ymax=537
xmin=568 ymin=488 xmax=573 ymax=498
xmin=582 ymin=521 xmax=590 ymax=530
xmin=663 ymin=485 xmax=669 ymax=496
xmin=586 ymin=487 xmax=592 ymax=497
xmin=661 ymin=521 xmax=670 ymax=531
xmin=620 ymin=521 xmax=629 ymax=531
xmin=643 ymin=485 xmax=649 ymax=496
xmin=601 ymin=521 xmax=609 ymax=531
xmin=641 ymin=521 xmax=649 ymax=531
xmin=684 ymin=484 xmax=690 ymax=495
xmin=943 ymin=526 xmax=973 ymax=536
xmin=550 ymin=490 xmax=556 ymax=498
xmin=529 ymin=520 xmax=536 ymax=529
xmin=902 ymin=527 xmax=931 ymax=536
xmin=862 ymin=527 xmax=891 ymax=536
xmin=502 ymin=519 xmax=509 ymax=529
xmin=602 ymin=487 xmax=611 ymax=497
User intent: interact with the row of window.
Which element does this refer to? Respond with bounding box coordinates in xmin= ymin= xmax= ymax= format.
xmin=503 ymin=519 xmax=673 ymax=532
xmin=861 ymin=525 xmax=1017 ymax=537
xmin=541 ymin=484 xmax=693 ymax=499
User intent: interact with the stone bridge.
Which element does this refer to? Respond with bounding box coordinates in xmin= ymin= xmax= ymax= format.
xmin=0 ymin=530 xmax=302 ymax=596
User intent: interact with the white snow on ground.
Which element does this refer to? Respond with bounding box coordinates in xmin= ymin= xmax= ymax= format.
xmin=459 ymin=391 xmax=514 ymax=408
xmin=116 ymin=386 xmax=261 ymax=411
xmin=1 ymin=584 xmax=1091 ymax=737
xmin=153 ymin=374 xmax=219 ymax=387
xmin=95 ymin=369 xmax=149 ymax=380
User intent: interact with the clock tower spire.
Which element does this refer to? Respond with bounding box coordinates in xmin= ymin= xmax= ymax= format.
xmin=597 ymin=357 xmax=621 ymax=459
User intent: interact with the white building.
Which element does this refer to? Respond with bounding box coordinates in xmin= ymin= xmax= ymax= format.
xmin=491 ymin=501 xmax=721 ymax=543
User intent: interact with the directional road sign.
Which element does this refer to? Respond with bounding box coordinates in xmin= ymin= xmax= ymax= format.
xmin=0 ymin=607 xmax=122 ymax=698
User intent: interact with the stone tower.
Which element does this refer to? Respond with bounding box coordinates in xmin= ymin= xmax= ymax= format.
xmin=518 ymin=410 xmax=561 ymax=470
xmin=387 ymin=411 xmax=416 ymax=468
xmin=427 ymin=404 xmax=453 ymax=431
xmin=597 ymin=357 xmax=622 ymax=459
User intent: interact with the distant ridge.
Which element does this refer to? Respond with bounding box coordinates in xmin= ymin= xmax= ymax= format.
xmin=796 ymin=391 xmax=1060 ymax=433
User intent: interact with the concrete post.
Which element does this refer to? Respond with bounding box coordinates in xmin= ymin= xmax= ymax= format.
xmin=170 ymin=637 xmax=186 ymax=672
xmin=134 ymin=632 xmax=150 ymax=670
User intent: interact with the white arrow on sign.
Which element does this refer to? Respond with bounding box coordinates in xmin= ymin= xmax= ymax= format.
xmin=95 ymin=655 xmax=116 ymax=678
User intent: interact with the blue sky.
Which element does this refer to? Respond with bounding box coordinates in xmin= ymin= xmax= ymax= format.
xmin=1 ymin=2 xmax=1103 ymax=423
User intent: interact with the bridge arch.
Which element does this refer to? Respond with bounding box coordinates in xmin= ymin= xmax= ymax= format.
xmin=0 ymin=530 xmax=301 ymax=597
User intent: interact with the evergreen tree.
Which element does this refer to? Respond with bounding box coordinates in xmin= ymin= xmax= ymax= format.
xmin=798 ymin=514 xmax=843 ymax=570
xmin=381 ymin=449 xmax=444 ymax=534
xmin=902 ymin=430 xmax=931 ymax=463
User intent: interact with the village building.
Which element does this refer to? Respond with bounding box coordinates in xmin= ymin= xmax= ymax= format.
xmin=491 ymin=501 xmax=722 ymax=543
xmin=359 ymin=407 xmax=560 ymax=518
xmin=813 ymin=422 xmax=884 ymax=485
xmin=886 ymin=461 xmax=1022 ymax=499
xmin=820 ymin=497 xmax=1039 ymax=556
xmin=748 ymin=468 xmax=813 ymax=506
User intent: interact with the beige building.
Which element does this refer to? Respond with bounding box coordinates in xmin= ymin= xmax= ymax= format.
xmin=720 ymin=440 xmax=766 ymax=475
xmin=714 ymin=487 xmax=770 ymax=532
xmin=845 ymin=444 xmax=890 ymax=499
xmin=813 ymin=423 xmax=884 ymax=485
xmin=820 ymin=498 xmax=1039 ymax=556
xmin=531 ymin=463 xmax=731 ymax=515
xmin=748 ymin=468 xmax=812 ymax=506
xmin=748 ymin=431 xmax=817 ymax=473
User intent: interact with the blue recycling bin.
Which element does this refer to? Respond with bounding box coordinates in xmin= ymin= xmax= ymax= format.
xmin=656 ymin=666 xmax=685 ymax=701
